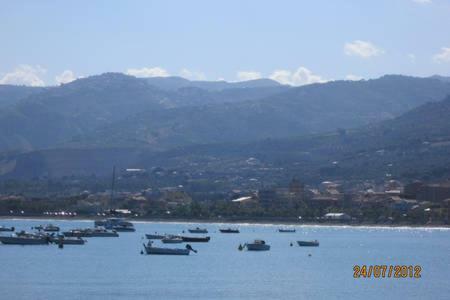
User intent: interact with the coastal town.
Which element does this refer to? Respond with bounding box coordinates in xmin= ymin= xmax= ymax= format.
xmin=1 ymin=166 xmax=449 ymax=226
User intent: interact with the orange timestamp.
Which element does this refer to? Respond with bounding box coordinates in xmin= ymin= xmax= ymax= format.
xmin=353 ymin=265 xmax=422 ymax=278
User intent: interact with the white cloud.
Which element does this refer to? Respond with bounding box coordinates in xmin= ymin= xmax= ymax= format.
xmin=345 ymin=74 xmax=363 ymax=81
xmin=236 ymin=71 xmax=262 ymax=81
xmin=55 ymin=70 xmax=77 ymax=84
xmin=126 ymin=67 xmax=169 ymax=78
xmin=269 ymin=66 xmax=327 ymax=86
xmin=433 ymin=47 xmax=450 ymax=63
xmin=0 ymin=65 xmax=46 ymax=86
xmin=179 ymin=68 xmax=206 ymax=81
xmin=344 ymin=40 xmax=384 ymax=58
xmin=412 ymin=0 xmax=432 ymax=4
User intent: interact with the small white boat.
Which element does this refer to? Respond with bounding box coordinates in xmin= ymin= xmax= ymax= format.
xmin=245 ymin=240 xmax=270 ymax=251
xmin=50 ymin=236 xmax=86 ymax=245
xmin=143 ymin=242 xmax=196 ymax=255
xmin=188 ymin=227 xmax=208 ymax=234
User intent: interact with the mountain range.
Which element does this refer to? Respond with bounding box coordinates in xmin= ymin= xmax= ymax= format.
xmin=1 ymin=73 xmax=450 ymax=181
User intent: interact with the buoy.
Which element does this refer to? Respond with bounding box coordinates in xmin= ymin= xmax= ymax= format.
xmin=58 ymin=242 xmax=63 ymax=249
xmin=140 ymin=250 xmax=144 ymax=255
xmin=290 ymin=242 xmax=293 ymax=247
xmin=308 ymin=254 xmax=312 ymax=257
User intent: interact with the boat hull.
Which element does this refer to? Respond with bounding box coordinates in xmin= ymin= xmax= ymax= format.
xmin=219 ymin=229 xmax=239 ymax=233
xmin=246 ymin=244 xmax=270 ymax=251
xmin=144 ymin=246 xmax=190 ymax=255
xmin=278 ymin=229 xmax=296 ymax=233
xmin=145 ymin=234 xmax=165 ymax=239
xmin=188 ymin=229 xmax=208 ymax=234
xmin=181 ymin=236 xmax=210 ymax=242
xmin=297 ymin=241 xmax=319 ymax=247
xmin=51 ymin=238 xmax=86 ymax=245
xmin=0 ymin=236 xmax=49 ymax=245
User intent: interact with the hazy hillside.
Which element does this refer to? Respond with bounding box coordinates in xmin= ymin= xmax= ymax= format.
xmin=1 ymin=73 xmax=450 ymax=154
xmin=3 ymin=95 xmax=450 ymax=181
xmin=0 ymin=85 xmax=45 ymax=108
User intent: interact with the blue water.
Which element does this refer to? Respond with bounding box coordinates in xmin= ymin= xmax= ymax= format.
xmin=0 ymin=219 xmax=449 ymax=300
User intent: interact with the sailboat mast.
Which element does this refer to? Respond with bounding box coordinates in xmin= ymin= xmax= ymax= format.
xmin=110 ymin=166 xmax=116 ymax=204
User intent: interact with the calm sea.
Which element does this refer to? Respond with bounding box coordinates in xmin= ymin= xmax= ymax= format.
xmin=0 ymin=219 xmax=449 ymax=300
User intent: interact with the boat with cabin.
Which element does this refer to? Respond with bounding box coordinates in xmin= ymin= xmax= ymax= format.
xmin=180 ymin=236 xmax=210 ymax=242
xmin=161 ymin=236 xmax=183 ymax=244
xmin=0 ymin=232 xmax=49 ymax=245
xmin=50 ymin=235 xmax=86 ymax=245
xmin=0 ymin=226 xmax=14 ymax=232
xmin=143 ymin=241 xmax=196 ymax=255
xmin=245 ymin=239 xmax=270 ymax=251
xmin=188 ymin=227 xmax=208 ymax=234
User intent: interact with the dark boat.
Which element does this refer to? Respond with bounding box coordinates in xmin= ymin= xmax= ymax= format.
xmin=219 ymin=228 xmax=239 ymax=233
xmin=62 ymin=229 xmax=93 ymax=238
xmin=297 ymin=240 xmax=319 ymax=247
xmin=0 ymin=232 xmax=50 ymax=245
xmin=112 ymin=225 xmax=135 ymax=232
xmin=0 ymin=226 xmax=14 ymax=232
xmin=278 ymin=228 xmax=296 ymax=233
xmin=180 ymin=236 xmax=211 ymax=242
xmin=188 ymin=227 xmax=208 ymax=234
xmin=145 ymin=233 xmax=165 ymax=239
xmin=50 ymin=236 xmax=86 ymax=245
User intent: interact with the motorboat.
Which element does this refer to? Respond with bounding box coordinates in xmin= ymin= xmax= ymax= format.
xmin=143 ymin=242 xmax=196 ymax=255
xmin=0 ymin=226 xmax=14 ymax=232
xmin=62 ymin=229 xmax=93 ymax=238
xmin=89 ymin=228 xmax=119 ymax=237
xmin=96 ymin=218 xmax=135 ymax=232
xmin=219 ymin=228 xmax=239 ymax=233
xmin=50 ymin=235 xmax=86 ymax=245
xmin=278 ymin=228 xmax=296 ymax=233
xmin=297 ymin=240 xmax=319 ymax=247
xmin=161 ymin=236 xmax=183 ymax=244
xmin=145 ymin=233 xmax=165 ymax=239
xmin=180 ymin=236 xmax=210 ymax=242
xmin=112 ymin=224 xmax=135 ymax=232
xmin=43 ymin=224 xmax=60 ymax=232
xmin=0 ymin=232 xmax=49 ymax=245
xmin=245 ymin=240 xmax=270 ymax=251
xmin=188 ymin=227 xmax=208 ymax=234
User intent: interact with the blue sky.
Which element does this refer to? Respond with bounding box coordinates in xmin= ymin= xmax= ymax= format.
xmin=1 ymin=0 xmax=449 ymax=86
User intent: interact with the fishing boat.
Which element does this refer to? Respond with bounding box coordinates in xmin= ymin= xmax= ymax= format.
xmin=145 ymin=233 xmax=165 ymax=239
xmin=0 ymin=226 xmax=14 ymax=232
xmin=0 ymin=232 xmax=49 ymax=245
xmin=245 ymin=240 xmax=270 ymax=251
xmin=188 ymin=227 xmax=208 ymax=234
xmin=219 ymin=228 xmax=239 ymax=233
xmin=97 ymin=218 xmax=135 ymax=232
xmin=89 ymin=228 xmax=119 ymax=237
xmin=161 ymin=236 xmax=183 ymax=243
xmin=50 ymin=236 xmax=86 ymax=245
xmin=62 ymin=229 xmax=93 ymax=238
xmin=297 ymin=240 xmax=319 ymax=247
xmin=112 ymin=224 xmax=135 ymax=232
xmin=180 ymin=236 xmax=211 ymax=242
xmin=43 ymin=224 xmax=60 ymax=232
xmin=278 ymin=228 xmax=296 ymax=233
xmin=143 ymin=242 xmax=196 ymax=255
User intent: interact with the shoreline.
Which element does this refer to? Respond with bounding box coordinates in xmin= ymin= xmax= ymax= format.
xmin=1 ymin=215 xmax=448 ymax=230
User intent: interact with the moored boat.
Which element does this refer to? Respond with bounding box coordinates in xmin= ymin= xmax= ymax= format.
xmin=188 ymin=227 xmax=208 ymax=234
xmin=44 ymin=224 xmax=60 ymax=232
xmin=180 ymin=236 xmax=210 ymax=242
xmin=97 ymin=218 xmax=135 ymax=232
xmin=50 ymin=236 xmax=86 ymax=245
xmin=297 ymin=240 xmax=319 ymax=247
xmin=145 ymin=233 xmax=165 ymax=239
xmin=112 ymin=224 xmax=135 ymax=232
xmin=219 ymin=228 xmax=239 ymax=233
xmin=89 ymin=228 xmax=119 ymax=237
xmin=162 ymin=236 xmax=183 ymax=243
xmin=0 ymin=232 xmax=49 ymax=245
xmin=245 ymin=239 xmax=270 ymax=251
xmin=62 ymin=229 xmax=93 ymax=238
xmin=278 ymin=228 xmax=296 ymax=233
xmin=0 ymin=226 xmax=14 ymax=232
xmin=143 ymin=242 xmax=196 ymax=255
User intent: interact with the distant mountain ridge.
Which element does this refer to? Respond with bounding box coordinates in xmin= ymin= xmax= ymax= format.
xmin=0 ymin=73 xmax=450 ymax=154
